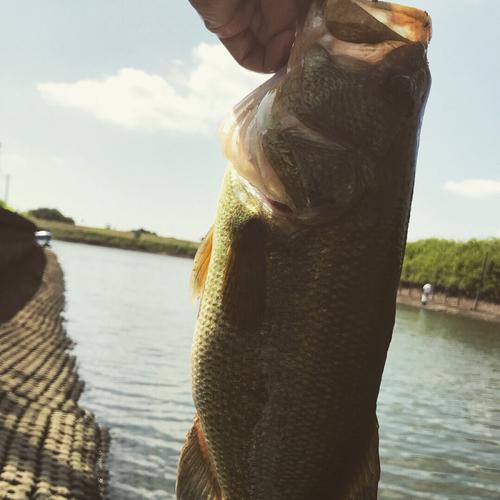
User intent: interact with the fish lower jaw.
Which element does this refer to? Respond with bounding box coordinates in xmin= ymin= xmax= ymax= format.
xmin=236 ymin=172 xmax=297 ymax=219
xmin=236 ymin=171 xmax=337 ymax=226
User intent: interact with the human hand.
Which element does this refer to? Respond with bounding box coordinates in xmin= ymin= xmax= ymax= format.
xmin=189 ymin=0 xmax=313 ymax=73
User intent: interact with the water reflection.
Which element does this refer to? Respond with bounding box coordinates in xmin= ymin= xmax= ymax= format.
xmin=52 ymin=241 xmax=500 ymax=500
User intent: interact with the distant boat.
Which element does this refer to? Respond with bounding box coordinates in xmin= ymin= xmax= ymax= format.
xmin=35 ymin=230 xmax=52 ymax=247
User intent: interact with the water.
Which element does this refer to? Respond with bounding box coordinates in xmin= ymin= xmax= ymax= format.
xmin=53 ymin=241 xmax=196 ymax=499
xmin=52 ymin=241 xmax=500 ymax=500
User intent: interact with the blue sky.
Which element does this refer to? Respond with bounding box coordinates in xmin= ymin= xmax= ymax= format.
xmin=1 ymin=0 xmax=499 ymax=242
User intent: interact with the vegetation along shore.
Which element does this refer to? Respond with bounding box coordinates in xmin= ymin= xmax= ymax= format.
xmin=402 ymin=238 xmax=499 ymax=303
xmin=398 ymin=238 xmax=500 ymax=324
xmin=33 ymin=218 xmax=199 ymax=258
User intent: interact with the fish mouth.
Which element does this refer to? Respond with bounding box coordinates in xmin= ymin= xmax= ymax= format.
xmin=289 ymin=0 xmax=432 ymax=69
xmin=324 ymin=0 xmax=432 ymax=45
xmin=219 ymin=0 xmax=432 ymax=222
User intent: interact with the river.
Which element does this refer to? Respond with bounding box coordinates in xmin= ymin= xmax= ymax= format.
xmin=51 ymin=240 xmax=500 ymax=500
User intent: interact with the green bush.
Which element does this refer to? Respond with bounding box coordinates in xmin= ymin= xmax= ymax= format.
xmin=28 ymin=208 xmax=74 ymax=224
xmin=402 ymin=238 xmax=500 ymax=303
xmin=132 ymin=228 xmax=157 ymax=237
xmin=0 ymin=200 xmax=15 ymax=212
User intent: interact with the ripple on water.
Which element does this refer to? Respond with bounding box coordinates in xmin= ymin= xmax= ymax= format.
xmin=378 ymin=305 xmax=500 ymax=500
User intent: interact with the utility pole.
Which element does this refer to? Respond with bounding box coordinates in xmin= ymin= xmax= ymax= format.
xmin=473 ymin=252 xmax=489 ymax=311
xmin=4 ymin=175 xmax=10 ymax=205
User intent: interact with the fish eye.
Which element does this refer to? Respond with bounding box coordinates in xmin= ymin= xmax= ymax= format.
xmin=386 ymin=74 xmax=414 ymax=101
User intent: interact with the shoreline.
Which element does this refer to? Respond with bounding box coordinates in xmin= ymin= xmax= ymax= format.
xmin=52 ymin=235 xmax=196 ymax=259
xmin=33 ymin=218 xmax=199 ymax=259
xmin=396 ymin=286 xmax=500 ymax=324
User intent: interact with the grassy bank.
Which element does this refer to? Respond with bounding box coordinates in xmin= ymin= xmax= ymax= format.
xmin=33 ymin=219 xmax=199 ymax=258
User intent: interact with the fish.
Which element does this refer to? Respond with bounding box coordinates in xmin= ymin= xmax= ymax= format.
xmin=177 ymin=0 xmax=432 ymax=498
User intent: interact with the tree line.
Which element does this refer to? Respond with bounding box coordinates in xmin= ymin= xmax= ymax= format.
xmin=401 ymin=238 xmax=500 ymax=303
xmin=28 ymin=208 xmax=75 ymax=224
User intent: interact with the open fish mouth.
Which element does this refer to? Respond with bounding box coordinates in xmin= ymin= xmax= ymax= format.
xmin=219 ymin=0 xmax=432 ymax=222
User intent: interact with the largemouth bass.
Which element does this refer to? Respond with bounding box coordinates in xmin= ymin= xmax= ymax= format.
xmin=177 ymin=1 xmax=432 ymax=498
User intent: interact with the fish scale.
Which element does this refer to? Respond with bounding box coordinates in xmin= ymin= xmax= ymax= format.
xmin=189 ymin=166 xmax=400 ymax=499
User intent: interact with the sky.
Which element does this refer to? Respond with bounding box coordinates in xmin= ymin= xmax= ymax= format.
xmin=1 ymin=0 xmax=499 ymax=243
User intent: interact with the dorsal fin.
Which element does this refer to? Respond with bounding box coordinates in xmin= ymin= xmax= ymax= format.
xmin=189 ymin=226 xmax=214 ymax=306
xmin=176 ymin=414 xmax=222 ymax=500
xmin=221 ymin=218 xmax=266 ymax=332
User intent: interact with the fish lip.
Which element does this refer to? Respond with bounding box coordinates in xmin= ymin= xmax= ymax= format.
xmin=325 ymin=0 xmax=432 ymax=46
xmin=359 ymin=0 xmax=432 ymax=44
xmin=287 ymin=0 xmax=432 ymax=82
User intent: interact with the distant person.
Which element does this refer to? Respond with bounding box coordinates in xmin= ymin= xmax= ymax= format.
xmin=188 ymin=0 xmax=314 ymax=73
xmin=422 ymin=283 xmax=432 ymax=306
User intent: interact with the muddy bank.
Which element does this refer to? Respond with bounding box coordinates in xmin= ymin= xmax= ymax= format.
xmin=396 ymin=286 xmax=500 ymax=324
xmin=0 ymin=251 xmax=109 ymax=499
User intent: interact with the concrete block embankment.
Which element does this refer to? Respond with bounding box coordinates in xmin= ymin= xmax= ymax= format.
xmin=0 ymin=251 xmax=109 ymax=500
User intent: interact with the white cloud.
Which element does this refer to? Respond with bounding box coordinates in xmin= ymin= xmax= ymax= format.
xmin=442 ymin=179 xmax=500 ymax=198
xmin=37 ymin=43 xmax=268 ymax=134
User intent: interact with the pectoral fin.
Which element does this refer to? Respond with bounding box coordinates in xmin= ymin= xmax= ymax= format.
xmin=221 ymin=218 xmax=266 ymax=332
xmin=189 ymin=226 xmax=214 ymax=306
xmin=176 ymin=414 xmax=221 ymax=500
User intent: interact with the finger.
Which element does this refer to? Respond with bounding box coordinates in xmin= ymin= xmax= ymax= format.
xmin=259 ymin=0 xmax=298 ymax=38
xmin=188 ymin=0 xmax=239 ymax=27
xmin=220 ymin=29 xmax=268 ymax=73
xmin=221 ymin=26 xmax=296 ymax=73
xmin=295 ymin=0 xmax=314 ymax=20
xmin=264 ymin=29 xmax=296 ymax=72
xmin=189 ymin=0 xmax=254 ymax=39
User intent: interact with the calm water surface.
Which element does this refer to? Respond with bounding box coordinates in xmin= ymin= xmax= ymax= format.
xmin=52 ymin=241 xmax=500 ymax=500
